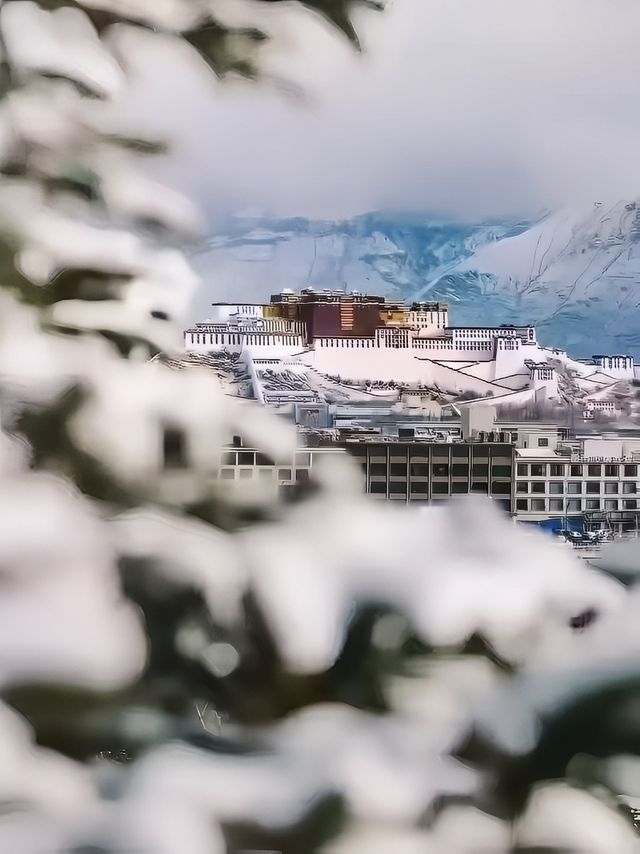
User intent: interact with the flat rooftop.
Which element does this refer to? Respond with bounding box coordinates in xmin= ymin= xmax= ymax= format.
xmin=515 ymin=448 xmax=562 ymax=458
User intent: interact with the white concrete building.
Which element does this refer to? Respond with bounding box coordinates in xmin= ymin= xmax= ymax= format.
xmin=408 ymin=303 xmax=449 ymax=333
xmin=591 ymin=355 xmax=635 ymax=380
xmin=528 ymin=362 xmax=559 ymax=398
xmin=583 ymin=399 xmax=619 ymax=420
xmin=462 ymin=407 xmax=562 ymax=450
xmin=513 ymin=439 xmax=640 ymax=526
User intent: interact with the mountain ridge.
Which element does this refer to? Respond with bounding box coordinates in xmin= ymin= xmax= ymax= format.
xmin=191 ymin=204 xmax=640 ymax=358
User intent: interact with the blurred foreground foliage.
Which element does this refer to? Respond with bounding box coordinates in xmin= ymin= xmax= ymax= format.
xmin=0 ymin=1 xmax=639 ymax=853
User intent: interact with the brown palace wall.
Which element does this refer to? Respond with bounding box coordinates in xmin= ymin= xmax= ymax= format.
xmin=300 ymin=303 xmax=382 ymax=340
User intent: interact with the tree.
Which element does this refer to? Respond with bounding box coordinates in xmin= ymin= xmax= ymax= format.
xmin=0 ymin=2 xmax=638 ymax=853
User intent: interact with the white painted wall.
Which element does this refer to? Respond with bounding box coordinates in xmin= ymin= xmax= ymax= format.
xmin=185 ymin=331 xmax=243 ymax=354
xmin=447 ymin=348 xmax=494 ymax=361
xmin=462 ymin=386 xmax=538 ymax=409
xmin=301 ymin=346 xmax=509 ymax=397
xmin=241 ymin=336 xmax=305 ymax=358
xmin=427 ymin=361 xmax=504 ymax=396
xmin=583 ymin=438 xmax=624 ymax=459
xmin=185 ymin=331 xmax=305 ymax=358
xmin=494 ymin=337 xmax=525 ymax=379
xmin=494 ymin=373 xmax=531 ymax=391
xmin=530 ymin=367 xmax=559 ymax=399
xmin=409 ymin=307 xmax=449 ymax=333
xmin=623 ymin=439 xmax=640 ymax=457
xmin=454 ymin=361 xmax=496 ymax=380
xmin=461 ymin=406 xmax=496 ymax=439
xmin=244 ymin=355 xmax=265 ymax=404
xmin=303 ymin=346 xmax=425 ymax=382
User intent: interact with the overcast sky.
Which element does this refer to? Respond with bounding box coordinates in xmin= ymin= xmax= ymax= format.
xmin=114 ymin=0 xmax=640 ymax=223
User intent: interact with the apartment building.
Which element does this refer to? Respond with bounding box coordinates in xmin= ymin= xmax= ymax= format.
xmin=344 ymin=440 xmax=513 ymax=512
xmin=218 ymin=436 xmax=513 ymax=512
xmin=217 ymin=426 xmax=640 ymax=533
xmin=513 ymin=449 xmax=640 ymax=533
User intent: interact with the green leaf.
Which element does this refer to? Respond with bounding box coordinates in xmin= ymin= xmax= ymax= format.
xmin=0 ymin=234 xmax=32 ymax=294
xmin=492 ymin=676 xmax=640 ymax=818
xmin=298 ymin=0 xmax=384 ymax=48
xmin=102 ymin=134 xmax=169 ymax=156
xmin=299 ymin=0 xmax=360 ymax=46
xmin=183 ymin=24 xmax=263 ymax=79
xmin=3 ymin=683 xmax=138 ymax=759
xmin=43 ymin=165 xmax=102 ymax=202
xmin=459 ymin=632 xmax=516 ymax=675
xmin=16 ymin=384 xmax=139 ymax=506
xmin=223 ymin=793 xmax=346 ymax=854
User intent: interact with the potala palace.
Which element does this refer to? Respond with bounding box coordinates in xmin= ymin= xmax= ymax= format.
xmin=183 ymin=289 xmax=638 ymax=416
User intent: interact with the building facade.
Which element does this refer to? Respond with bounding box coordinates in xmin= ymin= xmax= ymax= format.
xmin=513 ymin=449 xmax=640 ymax=533
xmin=583 ymin=399 xmax=619 ymax=420
xmin=216 ymin=427 xmax=640 ymax=534
xmin=344 ymin=440 xmax=513 ymax=512
xmin=217 ymin=436 xmax=513 ymax=513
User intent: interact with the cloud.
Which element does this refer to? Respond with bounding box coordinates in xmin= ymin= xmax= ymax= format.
xmin=110 ymin=0 xmax=640 ymax=222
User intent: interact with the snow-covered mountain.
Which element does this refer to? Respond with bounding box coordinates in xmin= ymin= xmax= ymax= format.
xmin=191 ymin=203 xmax=640 ymax=358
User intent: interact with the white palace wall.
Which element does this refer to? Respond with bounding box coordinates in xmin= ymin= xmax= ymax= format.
xmin=185 ymin=316 xmax=565 ymax=401
xmin=453 ymin=361 xmax=496 ymax=381
xmin=461 ymin=386 xmax=539 ymax=409
xmin=241 ymin=336 xmax=305 ymax=358
xmin=186 ymin=330 xmax=305 ymax=358
xmin=302 ymin=345 xmax=421 ymax=383
xmin=426 ymin=361 xmax=507 ymax=397
xmin=592 ymin=355 xmax=635 ymax=380
xmin=186 ymin=331 xmax=243 ymax=355
xmin=302 ymin=345 xmax=505 ymax=397
xmin=494 ymin=337 xmax=527 ymax=379
xmin=492 ymin=373 xmax=531 ymax=391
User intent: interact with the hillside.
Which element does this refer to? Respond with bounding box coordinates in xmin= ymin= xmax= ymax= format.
xmin=446 ymin=201 xmax=640 ymax=357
